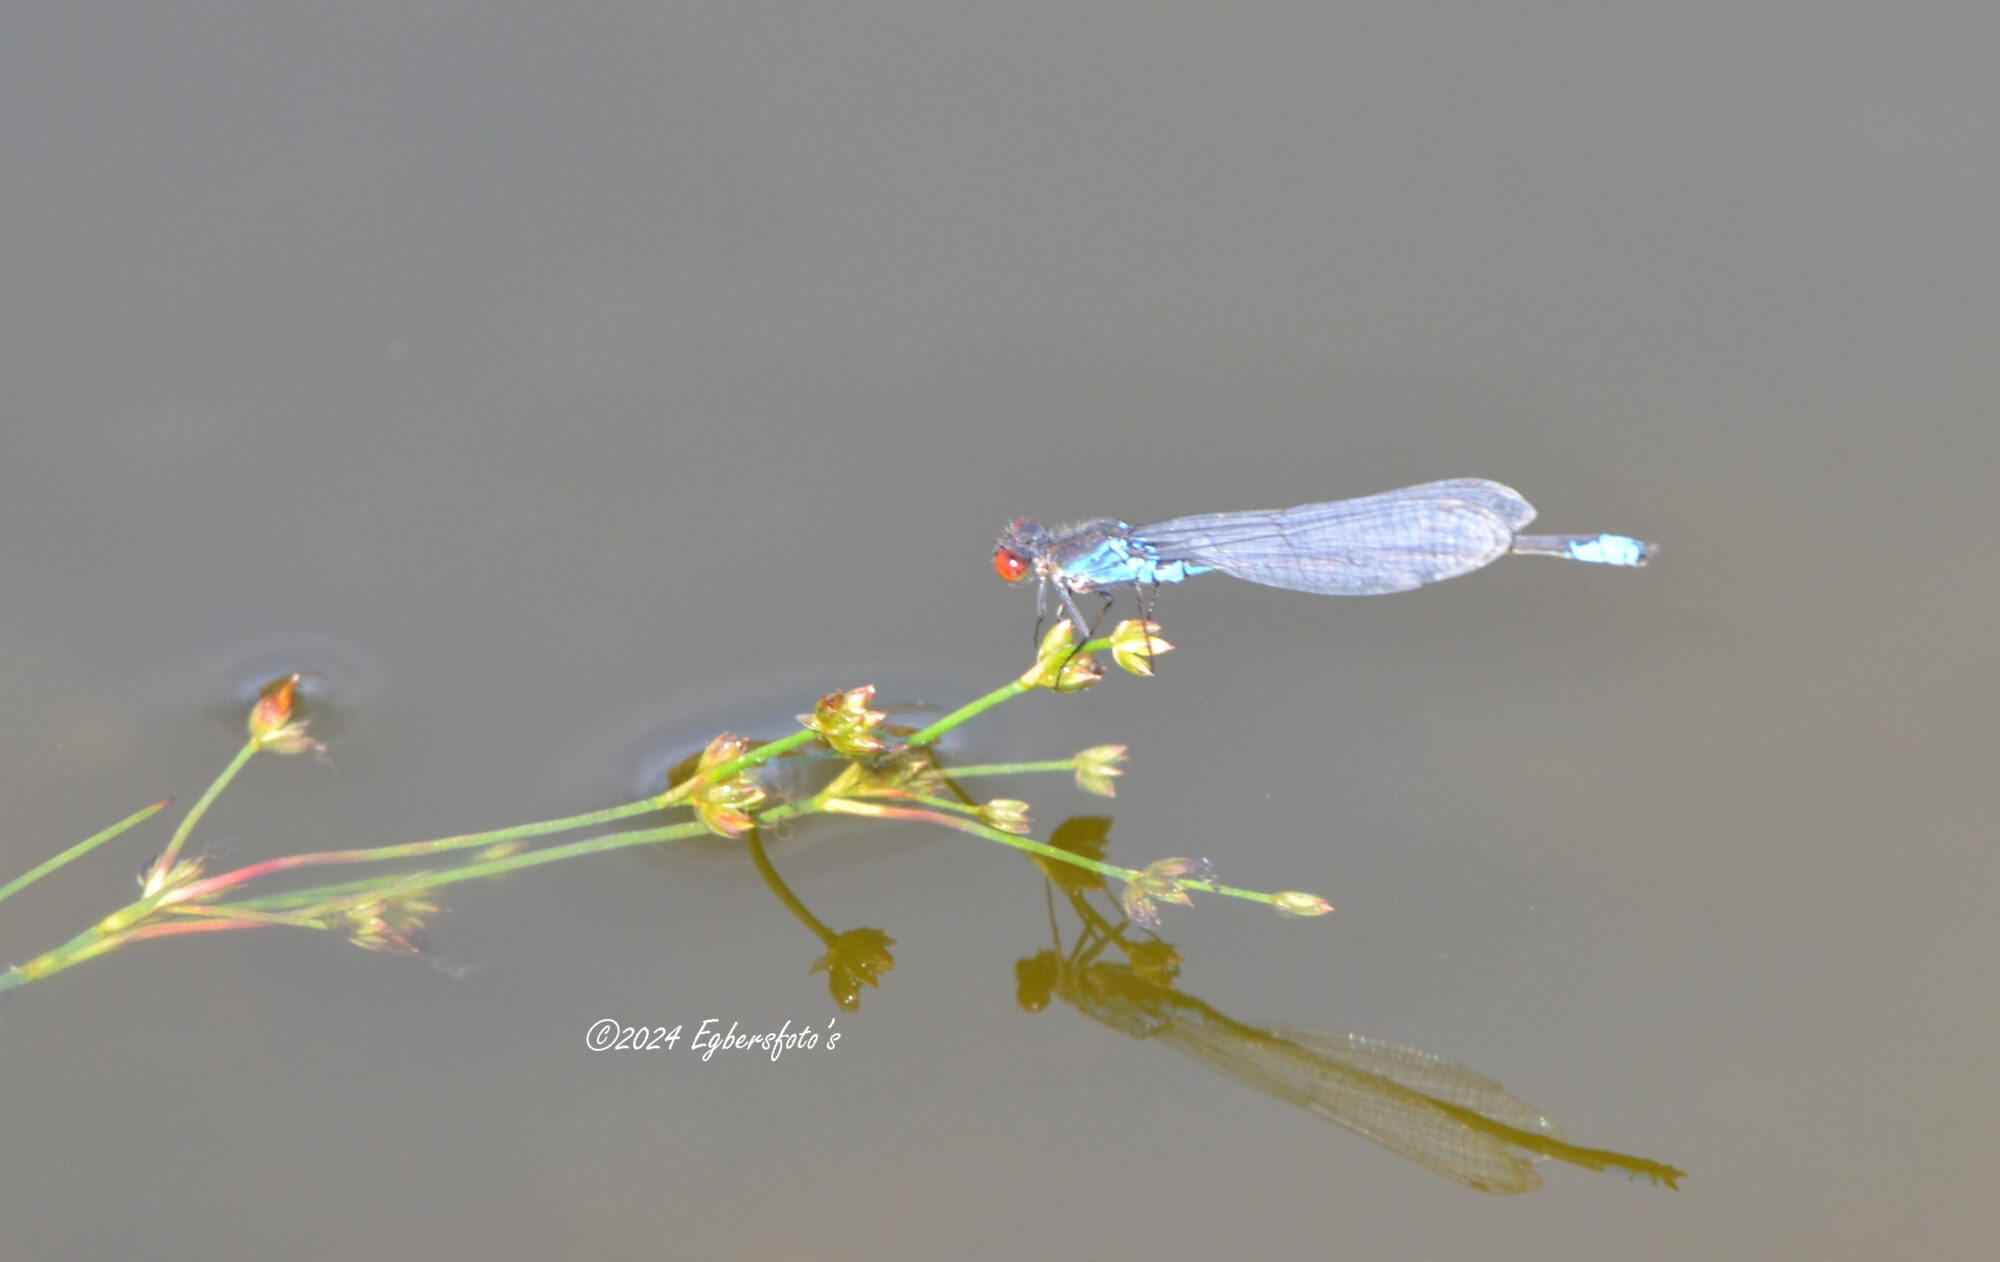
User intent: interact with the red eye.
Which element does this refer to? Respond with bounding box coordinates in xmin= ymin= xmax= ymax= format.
xmin=994 ymin=547 xmax=1029 ymax=582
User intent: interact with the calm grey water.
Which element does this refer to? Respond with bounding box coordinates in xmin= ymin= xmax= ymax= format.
xmin=4 ymin=7 xmax=1996 ymax=1259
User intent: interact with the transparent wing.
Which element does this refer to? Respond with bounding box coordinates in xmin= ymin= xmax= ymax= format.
xmin=1260 ymin=1027 xmax=1565 ymax=1139
xmin=1134 ymin=478 xmax=1537 ymax=595
xmin=1153 ymin=1013 xmax=1546 ymax=1193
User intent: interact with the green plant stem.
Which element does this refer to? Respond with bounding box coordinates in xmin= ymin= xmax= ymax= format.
xmin=308 ymin=819 xmax=714 ymax=894
xmin=1 ymin=629 xmax=1322 ymax=995
xmin=904 ymin=679 xmax=1034 ymax=747
xmin=151 ymin=741 xmax=256 ymax=882
xmin=1 ymin=918 xmax=261 ymax=991
xmin=227 ymin=872 xmax=463 ymax=912
xmin=162 ymin=724 xmax=823 ymax=908
xmin=940 ymin=760 xmax=1078 ymax=778
xmin=1174 ymin=879 xmax=1290 ymax=909
xmin=0 ymin=799 xmax=170 ymax=909
xmin=818 ymin=798 xmax=1135 ymax=883
xmin=658 ymin=728 xmax=820 ymax=807
xmin=903 ymin=631 xmax=1118 ymax=747
xmin=163 ymin=797 xmax=671 ymax=905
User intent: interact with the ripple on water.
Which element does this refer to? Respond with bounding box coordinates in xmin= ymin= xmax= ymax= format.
xmin=194 ymin=632 xmax=383 ymax=750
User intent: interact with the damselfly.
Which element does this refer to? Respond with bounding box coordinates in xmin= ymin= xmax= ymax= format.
xmin=994 ymin=478 xmax=1654 ymax=636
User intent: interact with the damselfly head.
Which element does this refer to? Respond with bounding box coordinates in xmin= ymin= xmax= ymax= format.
xmin=993 ymin=546 xmax=1030 ymax=582
xmin=993 ymin=518 xmax=1052 ymax=583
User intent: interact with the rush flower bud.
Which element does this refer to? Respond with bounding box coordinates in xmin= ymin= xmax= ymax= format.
xmin=1132 ymin=857 xmax=1212 ymax=905
xmin=1053 ymin=653 xmax=1104 ymax=692
xmin=818 ymin=749 xmax=945 ymax=808
xmin=798 ymin=685 xmax=890 ymax=756
xmin=1017 ymin=620 xmax=1101 ymax=692
xmin=1122 ymin=857 xmax=1218 ymax=929
xmin=691 ymin=732 xmax=768 ymax=839
xmin=336 ymin=891 xmax=441 ymax=955
xmin=247 ymin=673 xmax=297 ymax=736
xmin=1272 ymin=890 xmax=1335 ymax=918
xmin=1072 ymin=744 xmax=1128 ymax=797
xmin=978 ymin=798 xmax=1032 ymax=834
xmin=1109 ymin=620 xmax=1173 ymax=677
xmin=247 ymin=673 xmax=325 ymax=756
xmin=697 ymin=731 xmax=754 ymax=774
xmin=134 ymin=855 xmax=206 ymax=903
xmin=1120 ymin=884 xmax=1160 ymax=931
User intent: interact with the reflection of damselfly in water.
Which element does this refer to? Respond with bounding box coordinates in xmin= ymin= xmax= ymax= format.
xmin=1017 ymin=881 xmax=1682 ymax=1193
xmin=995 ymin=478 xmax=1655 ymax=639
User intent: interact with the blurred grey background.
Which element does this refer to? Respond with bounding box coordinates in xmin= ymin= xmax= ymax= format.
xmin=2 ymin=5 xmax=1994 ymax=1259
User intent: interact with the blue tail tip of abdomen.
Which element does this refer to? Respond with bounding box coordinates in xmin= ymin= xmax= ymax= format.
xmin=1566 ymin=534 xmax=1656 ymax=567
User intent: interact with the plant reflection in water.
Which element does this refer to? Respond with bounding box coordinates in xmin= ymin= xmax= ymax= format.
xmin=1012 ymin=819 xmax=1683 ymax=1194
